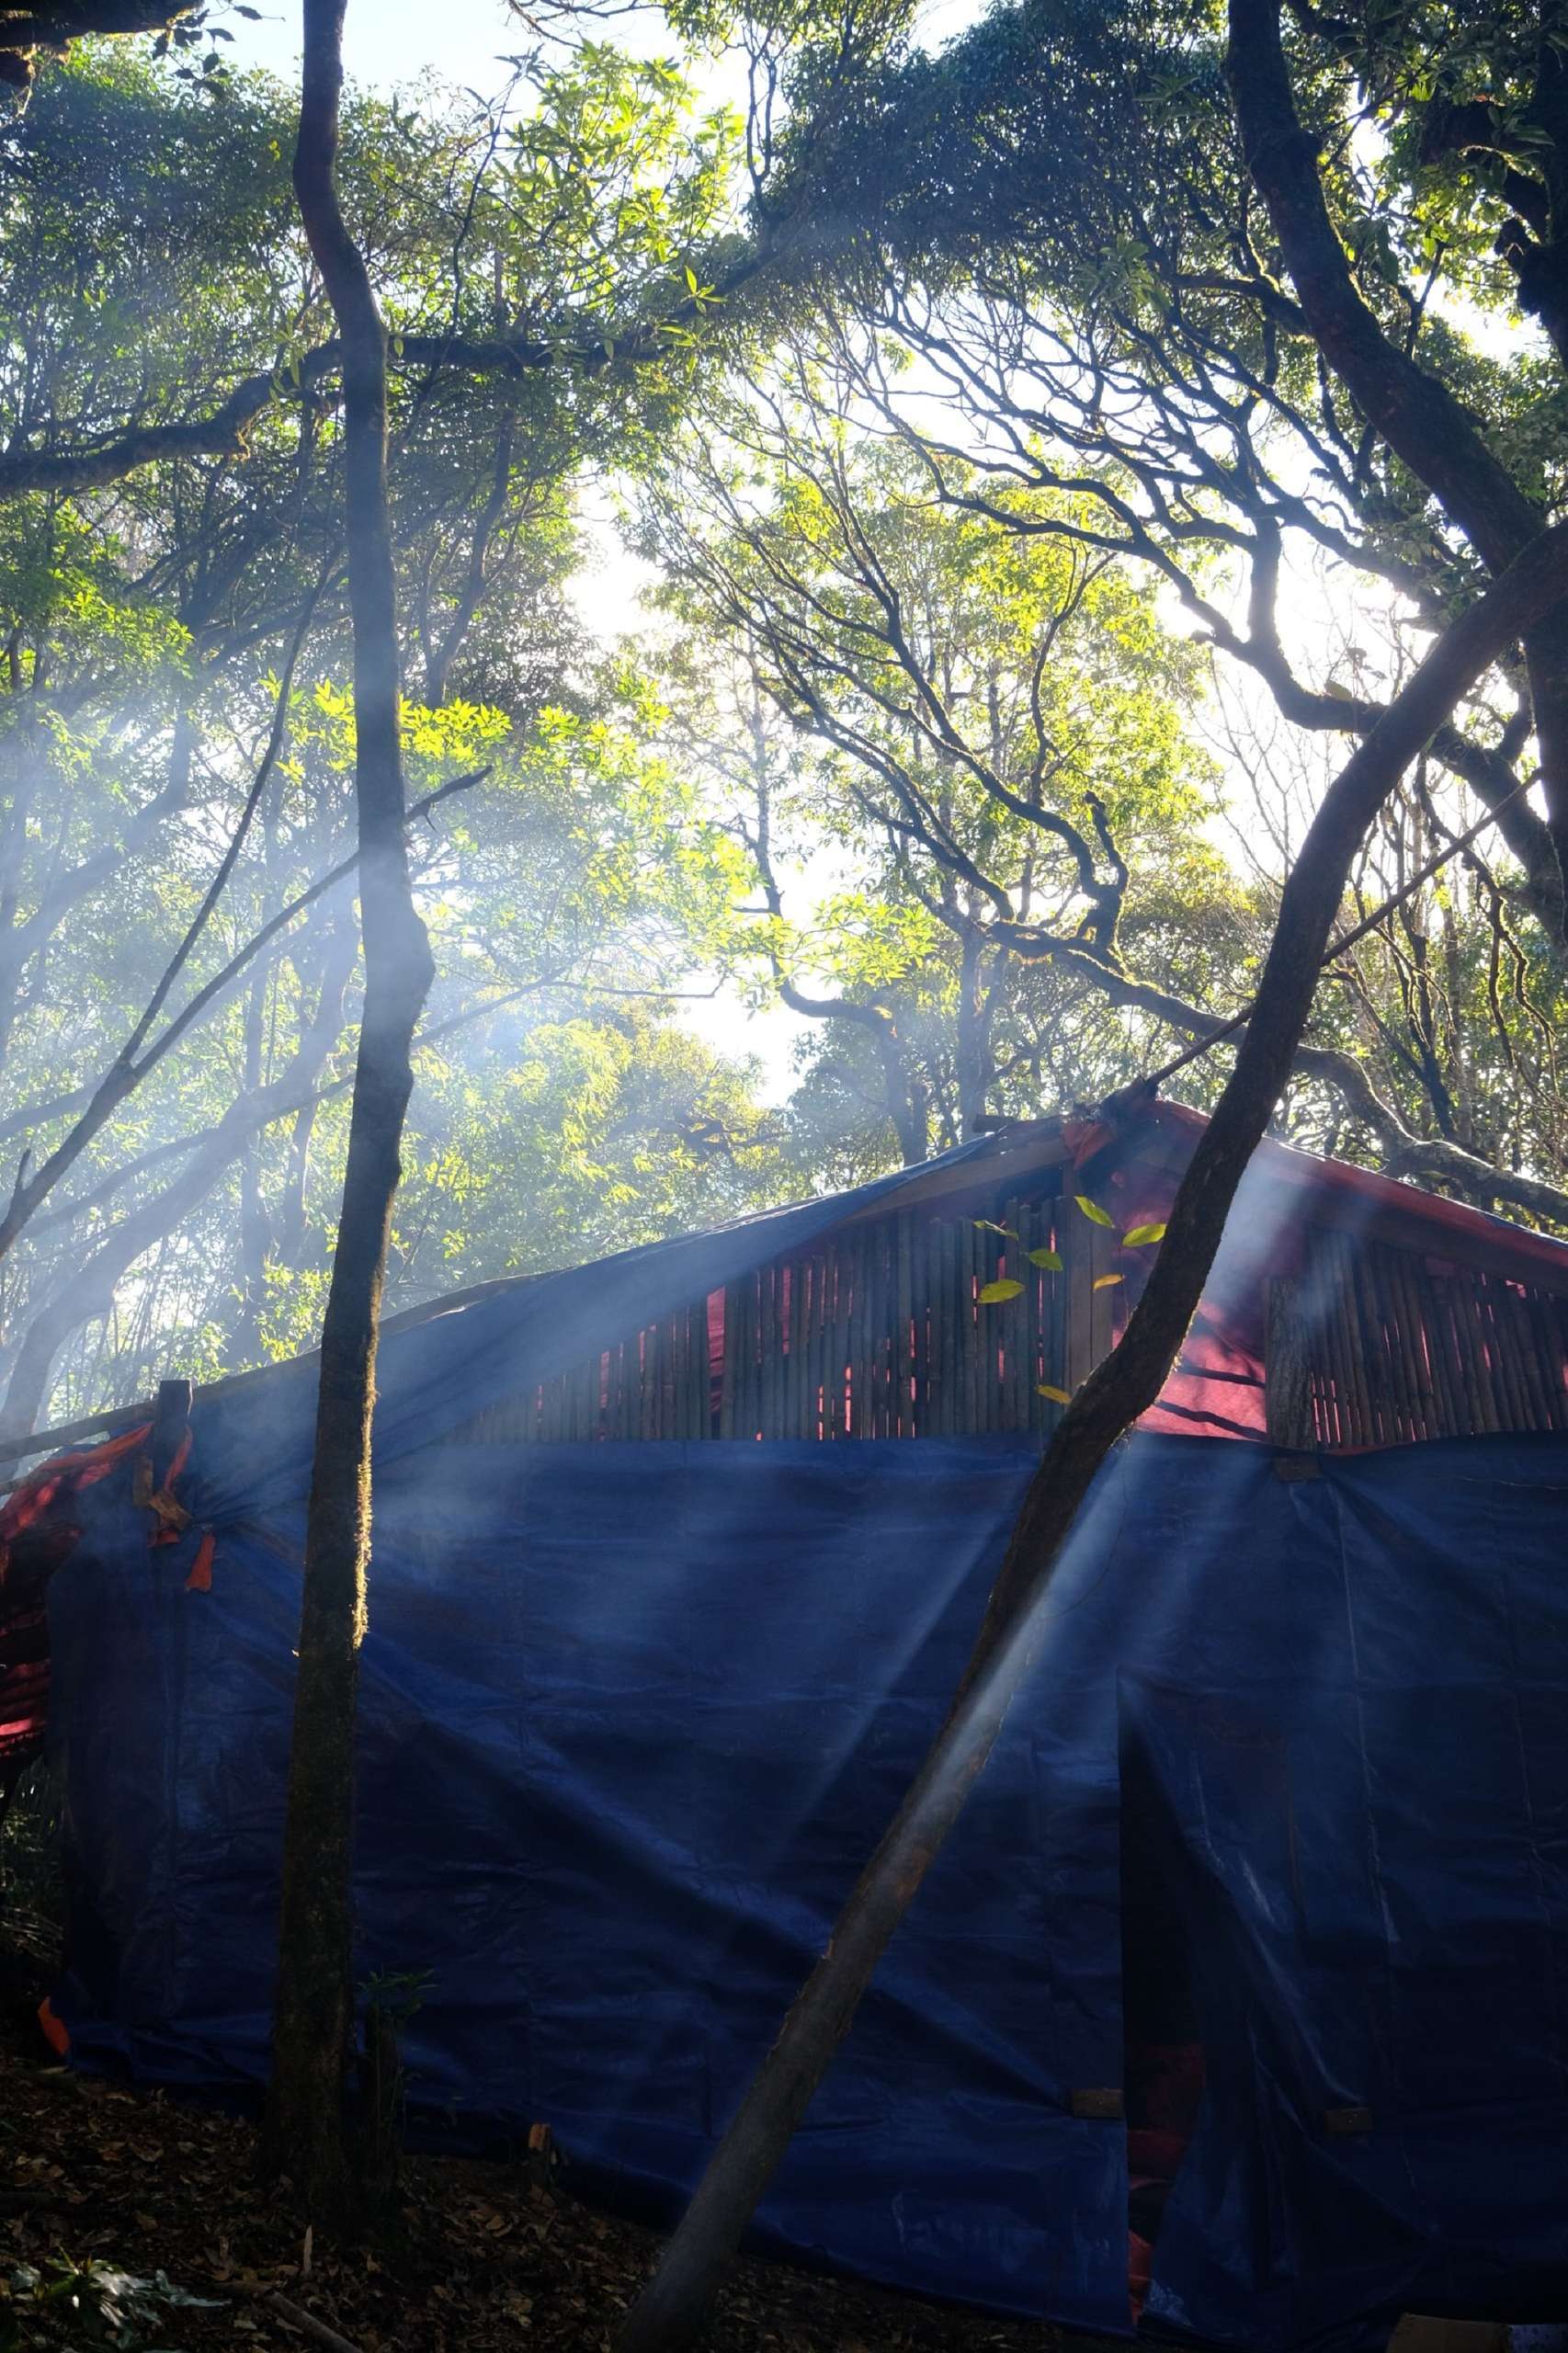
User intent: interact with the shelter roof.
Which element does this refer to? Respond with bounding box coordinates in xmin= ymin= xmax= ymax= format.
xmin=8 ymin=1101 xmax=1568 ymax=1485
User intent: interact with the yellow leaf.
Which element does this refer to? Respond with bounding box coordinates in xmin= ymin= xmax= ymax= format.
xmin=978 ymin=1278 xmax=1024 ymax=1303
xmin=1093 ymin=1272 xmax=1123 ymax=1290
xmin=1036 ymin=1383 xmax=1072 ymax=1404
xmin=1121 ymin=1222 xmax=1167 ymax=1247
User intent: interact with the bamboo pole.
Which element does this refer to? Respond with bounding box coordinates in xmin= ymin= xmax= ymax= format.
xmin=962 ymin=1218 xmax=982 ymax=1433
xmin=783 ymin=1267 xmax=799 ymax=1441
xmin=855 ymin=1231 xmax=871 ymax=1439
xmin=866 ymin=1225 xmax=882 ymax=1438
xmin=881 ymin=1225 xmax=897 ymax=1437
xmin=1042 ymin=1202 xmax=1065 ymax=1430
xmin=744 ymin=1271 xmax=761 ymax=1440
xmin=1006 ymin=1199 xmax=1028 ymax=1434
xmin=1089 ymin=1216 xmax=1118 ymax=1372
xmin=896 ymin=1213 xmax=914 ymax=1438
xmin=1474 ymin=1277 xmax=1518 ymax=1431
xmin=717 ymin=1289 xmax=735 ymax=1438
xmin=758 ymin=1264 xmax=777 ymax=1439
xmin=929 ymin=1217 xmax=944 ymax=1434
xmin=807 ymin=1256 xmax=824 ymax=1440
xmin=1323 ymin=1237 xmax=1367 ymax=1444
xmin=913 ymin=1216 xmax=931 ymax=1436
xmin=1455 ymin=1277 xmax=1494 ymax=1434
xmin=970 ymin=1219 xmax=988 ymax=1435
xmin=874 ymin=1226 xmax=888 ymax=1438
xmin=1501 ymin=1281 xmax=1550 ymax=1428
xmin=677 ymin=1308 xmax=694 ymax=1441
xmin=1342 ymin=1243 xmax=1386 ymax=1446
xmin=1516 ymin=1279 xmax=1553 ymax=1421
xmin=836 ymin=1243 xmax=850 ymax=1439
xmin=1514 ymin=1287 xmax=1549 ymax=1429
xmin=1391 ymin=1251 xmax=1439 ymax=1438
xmin=1418 ymin=1260 xmax=1466 ymax=1438
xmin=840 ymin=1236 xmax=857 ymax=1438
xmin=1442 ymin=1267 xmax=1490 ymax=1436
xmin=863 ymin=1227 xmax=877 ymax=1437
xmin=648 ymin=1319 xmax=664 ymax=1439
xmin=1485 ymin=1276 xmax=1533 ymax=1429
xmin=1025 ymin=1200 xmax=1045 ymax=1427
xmin=1371 ymin=1249 xmax=1419 ymax=1442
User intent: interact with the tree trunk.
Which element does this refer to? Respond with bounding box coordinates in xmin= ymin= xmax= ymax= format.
xmin=262 ymin=0 xmax=435 ymax=2224
xmin=615 ymin=523 xmax=1568 ymax=2353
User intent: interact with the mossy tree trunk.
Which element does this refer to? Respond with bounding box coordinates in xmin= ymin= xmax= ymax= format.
xmin=262 ymin=0 xmax=435 ymax=2224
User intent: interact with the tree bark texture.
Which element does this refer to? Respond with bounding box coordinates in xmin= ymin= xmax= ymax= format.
xmin=615 ymin=523 xmax=1568 ymax=2353
xmin=264 ymin=0 xmax=436 ymax=2222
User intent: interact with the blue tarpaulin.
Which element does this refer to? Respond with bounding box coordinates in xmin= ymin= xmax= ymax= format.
xmin=43 ymin=1416 xmax=1568 ymax=2347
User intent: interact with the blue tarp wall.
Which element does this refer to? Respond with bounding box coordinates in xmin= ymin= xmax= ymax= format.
xmin=43 ymin=1424 xmax=1568 ymax=2349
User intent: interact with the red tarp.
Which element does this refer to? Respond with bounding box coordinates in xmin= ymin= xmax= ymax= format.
xmin=1069 ymin=1103 xmax=1568 ymax=1443
xmin=0 ymin=1423 xmax=149 ymax=1766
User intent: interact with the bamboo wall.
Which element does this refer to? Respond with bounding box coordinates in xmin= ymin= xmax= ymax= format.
xmin=456 ymin=1193 xmax=1097 ymax=1444
xmin=1266 ymin=1234 xmax=1568 ymax=1448
xmin=454 ymin=1197 xmax=1568 ymax=1450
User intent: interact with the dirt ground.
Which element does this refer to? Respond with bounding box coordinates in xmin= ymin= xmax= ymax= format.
xmin=0 ymin=1789 xmax=1122 ymax=2353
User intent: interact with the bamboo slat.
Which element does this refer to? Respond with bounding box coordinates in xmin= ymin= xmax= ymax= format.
xmin=1391 ymin=1251 xmax=1437 ymax=1438
xmin=1492 ymin=1279 xmax=1538 ymax=1429
xmin=811 ymin=1255 xmax=825 ymax=1439
xmin=456 ymin=1199 xmax=1568 ymax=1453
xmin=901 ymin=1224 xmax=914 ymax=1432
xmin=758 ymin=1265 xmax=777 ymax=1438
xmin=1370 ymin=1250 xmax=1418 ymax=1442
xmin=1415 ymin=1260 xmax=1466 ymax=1438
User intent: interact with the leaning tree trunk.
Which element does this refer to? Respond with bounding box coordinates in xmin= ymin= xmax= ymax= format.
xmin=616 ymin=529 xmax=1568 ymax=2353
xmin=262 ymin=0 xmax=436 ymax=2223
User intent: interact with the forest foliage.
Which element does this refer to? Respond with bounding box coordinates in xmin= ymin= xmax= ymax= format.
xmin=1 ymin=0 xmax=1564 ymax=1445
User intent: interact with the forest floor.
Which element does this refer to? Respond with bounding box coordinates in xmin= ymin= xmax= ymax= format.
xmin=0 ymin=1798 xmax=1115 ymax=2353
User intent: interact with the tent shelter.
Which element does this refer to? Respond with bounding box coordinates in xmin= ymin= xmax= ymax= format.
xmin=3 ymin=1100 xmax=1567 ymax=2348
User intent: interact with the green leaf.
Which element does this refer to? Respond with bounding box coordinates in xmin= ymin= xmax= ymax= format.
xmin=978 ymin=1278 xmax=1024 ymax=1303
xmin=1075 ymin=1194 xmax=1115 ymax=1227
xmin=972 ymin=1217 xmax=1017 ymax=1237
xmin=1036 ymin=1383 xmax=1072 ymax=1404
xmin=1092 ymin=1271 xmax=1123 ymax=1290
xmin=1027 ymin=1246 xmax=1062 ymax=1269
xmin=1121 ymin=1222 xmax=1166 ymax=1247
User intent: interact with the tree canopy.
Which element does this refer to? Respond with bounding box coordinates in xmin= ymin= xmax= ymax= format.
xmin=2 ymin=0 xmax=1565 ymax=1434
